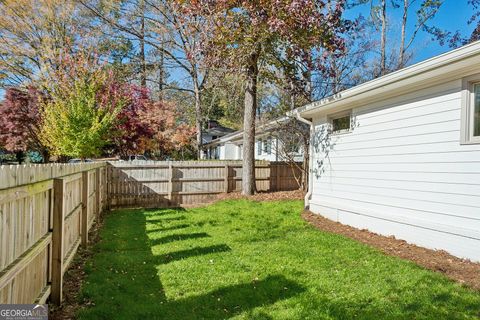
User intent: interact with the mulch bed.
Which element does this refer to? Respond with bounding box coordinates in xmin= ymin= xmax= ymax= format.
xmin=214 ymin=189 xmax=306 ymax=202
xmin=303 ymin=210 xmax=480 ymax=291
xmin=49 ymin=216 xmax=105 ymax=320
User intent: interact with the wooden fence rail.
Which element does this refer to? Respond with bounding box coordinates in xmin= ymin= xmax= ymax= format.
xmin=0 ymin=160 xmax=300 ymax=305
xmin=108 ymin=160 xmax=302 ymax=208
xmin=0 ymin=163 xmax=107 ymax=305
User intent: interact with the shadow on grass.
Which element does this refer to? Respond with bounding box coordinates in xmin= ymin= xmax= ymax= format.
xmin=146 ymin=223 xmax=190 ymax=233
xmin=162 ymin=275 xmax=304 ymax=319
xmin=155 ymin=244 xmax=231 ymax=265
xmin=79 ymin=209 xmax=303 ymax=320
xmin=149 ymin=232 xmax=210 ymax=246
xmin=147 ymin=215 xmax=187 ymax=223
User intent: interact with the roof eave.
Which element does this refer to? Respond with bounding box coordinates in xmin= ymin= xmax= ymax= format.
xmin=298 ymin=40 xmax=480 ymax=118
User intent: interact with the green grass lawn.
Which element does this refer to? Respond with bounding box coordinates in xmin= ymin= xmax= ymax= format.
xmin=78 ymin=199 xmax=480 ymax=320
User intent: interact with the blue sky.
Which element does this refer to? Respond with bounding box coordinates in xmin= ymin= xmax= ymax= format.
xmin=0 ymin=1 xmax=476 ymax=100
xmin=346 ymin=0 xmax=476 ymax=64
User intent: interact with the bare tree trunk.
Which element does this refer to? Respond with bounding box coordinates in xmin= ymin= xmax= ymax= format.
xmin=157 ymin=36 xmax=165 ymax=100
xmin=158 ymin=11 xmax=165 ymax=100
xmin=380 ymin=0 xmax=387 ymax=76
xmin=139 ymin=0 xmax=147 ymax=87
xmin=158 ymin=49 xmax=164 ymax=99
xmin=289 ymin=79 xmax=296 ymax=110
xmin=331 ymin=58 xmax=339 ymax=94
xmin=194 ymin=83 xmax=203 ymax=159
xmin=303 ymin=68 xmax=312 ymax=103
xmin=242 ymin=54 xmax=259 ymax=195
xmin=399 ymin=0 xmax=408 ymax=69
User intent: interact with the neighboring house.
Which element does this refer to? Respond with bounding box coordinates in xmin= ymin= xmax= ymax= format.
xmin=201 ymin=117 xmax=305 ymax=162
xmin=296 ymin=41 xmax=480 ymax=262
xmin=201 ymin=120 xmax=236 ymax=145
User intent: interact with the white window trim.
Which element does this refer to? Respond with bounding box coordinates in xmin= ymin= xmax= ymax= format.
xmin=328 ymin=110 xmax=352 ymax=135
xmin=461 ymin=74 xmax=480 ymax=145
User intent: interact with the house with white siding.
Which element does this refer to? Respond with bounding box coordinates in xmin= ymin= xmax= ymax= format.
xmin=295 ymin=41 xmax=480 ymax=262
xmin=201 ymin=120 xmax=236 ymax=145
xmin=201 ymin=117 xmax=305 ymax=162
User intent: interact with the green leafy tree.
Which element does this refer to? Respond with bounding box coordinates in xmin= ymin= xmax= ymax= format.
xmin=40 ymin=54 xmax=124 ymax=159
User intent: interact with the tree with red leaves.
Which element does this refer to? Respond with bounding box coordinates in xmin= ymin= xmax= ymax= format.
xmin=0 ymin=87 xmax=49 ymax=162
xmin=139 ymin=100 xmax=196 ymax=159
xmin=100 ymin=82 xmax=196 ymax=159
xmin=177 ymin=0 xmax=347 ymax=194
xmin=101 ymin=83 xmax=153 ymax=157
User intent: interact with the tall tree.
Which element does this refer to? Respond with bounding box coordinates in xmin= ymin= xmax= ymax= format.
xmin=0 ymin=0 xmax=104 ymax=87
xmin=379 ymin=0 xmax=387 ymax=75
xmin=398 ymin=0 xmax=443 ymax=68
xmin=351 ymin=0 xmax=444 ymax=75
xmin=79 ymin=0 xmax=209 ymax=157
xmin=181 ymin=0 xmax=347 ymax=195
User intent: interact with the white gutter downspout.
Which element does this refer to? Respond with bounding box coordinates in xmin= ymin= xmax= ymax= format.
xmin=294 ymin=111 xmax=314 ymax=209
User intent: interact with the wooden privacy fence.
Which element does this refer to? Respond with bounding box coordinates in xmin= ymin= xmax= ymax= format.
xmin=0 ymin=163 xmax=107 ymax=305
xmin=0 ymin=160 xmax=300 ymax=305
xmin=108 ymin=160 xmax=302 ymax=208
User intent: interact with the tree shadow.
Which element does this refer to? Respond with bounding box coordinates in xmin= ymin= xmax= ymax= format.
xmin=149 ymin=232 xmax=210 ymax=246
xmin=142 ymin=207 xmax=187 ymax=217
xmin=146 ymin=224 xmax=190 ymax=233
xmin=311 ymin=114 xmax=359 ymax=180
xmin=146 ymin=215 xmax=187 ymax=223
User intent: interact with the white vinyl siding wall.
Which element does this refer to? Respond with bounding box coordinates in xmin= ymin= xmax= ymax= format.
xmin=309 ymin=79 xmax=480 ymax=261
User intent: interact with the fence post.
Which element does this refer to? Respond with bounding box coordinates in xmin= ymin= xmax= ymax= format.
xmin=167 ymin=162 xmax=173 ymax=202
xmin=106 ymin=165 xmax=111 ymax=211
xmin=51 ymin=177 xmax=65 ymax=305
xmin=224 ymin=164 xmax=230 ymax=193
xmin=95 ymin=168 xmax=101 ymax=216
xmin=81 ymin=171 xmax=89 ymax=247
xmin=276 ymin=164 xmax=281 ymax=191
xmin=103 ymin=166 xmax=107 ymax=210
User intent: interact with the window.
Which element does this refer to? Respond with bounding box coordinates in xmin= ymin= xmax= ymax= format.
xmin=330 ymin=112 xmax=351 ymax=134
xmin=267 ymin=137 xmax=272 ymax=155
xmin=461 ymin=76 xmax=480 ymax=144
xmin=263 ymin=139 xmax=268 ymax=153
xmin=257 ymin=140 xmax=262 ymax=155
